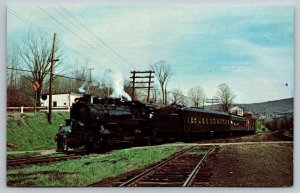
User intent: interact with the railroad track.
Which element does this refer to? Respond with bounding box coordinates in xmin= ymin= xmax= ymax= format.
xmin=7 ymin=154 xmax=81 ymax=168
xmin=273 ymin=130 xmax=293 ymax=141
xmin=119 ymin=145 xmax=215 ymax=187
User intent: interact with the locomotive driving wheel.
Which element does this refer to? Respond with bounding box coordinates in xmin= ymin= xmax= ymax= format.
xmin=86 ymin=136 xmax=106 ymax=152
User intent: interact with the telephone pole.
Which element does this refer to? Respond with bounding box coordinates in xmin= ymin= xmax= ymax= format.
xmin=48 ymin=33 xmax=57 ymax=124
xmin=87 ymin=68 xmax=94 ymax=94
xmin=206 ymin=98 xmax=220 ymax=111
xmin=130 ymin=70 xmax=154 ymax=102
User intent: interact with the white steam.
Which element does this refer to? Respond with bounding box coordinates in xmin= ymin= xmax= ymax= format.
xmin=109 ymin=71 xmax=132 ymax=101
xmin=78 ymin=82 xmax=88 ymax=93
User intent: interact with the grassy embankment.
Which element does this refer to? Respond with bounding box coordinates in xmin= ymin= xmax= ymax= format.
xmin=7 ymin=144 xmax=183 ymax=187
xmin=7 ymin=112 xmax=69 ymax=151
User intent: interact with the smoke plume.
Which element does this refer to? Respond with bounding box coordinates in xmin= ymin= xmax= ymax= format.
xmin=109 ymin=71 xmax=132 ymax=101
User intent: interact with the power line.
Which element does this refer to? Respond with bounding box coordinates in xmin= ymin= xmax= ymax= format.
xmin=7 ymin=7 xmax=87 ymax=59
xmin=38 ymin=6 xmax=132 ymax=68
xmin=51 ymin=6 xmax=129 ymax=67
xmin=37 ymin=6 xmax=100 ymax=55
xmin=7 ymin=67 xmax=87 ymax=82
xmin=8 ymin=6 xmax=137 ymax=72
xmin=66 ymin=6 xmax=137 ymax=69
xmin=7 ymin=8 xmax=49 ymax=36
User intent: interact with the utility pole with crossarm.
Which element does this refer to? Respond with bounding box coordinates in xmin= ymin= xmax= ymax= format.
xmin=48 ymin=33 xmax=59 ymax=124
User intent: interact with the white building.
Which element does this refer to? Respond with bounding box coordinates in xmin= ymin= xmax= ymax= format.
xmin=229 ymin=106 xmax=244 ymax=116
xmin=40 ymin=93 xmax=82 ymax=107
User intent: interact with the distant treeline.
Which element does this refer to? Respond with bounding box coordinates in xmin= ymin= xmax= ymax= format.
xmin=261 ymin=115 xmax=293 ymax=131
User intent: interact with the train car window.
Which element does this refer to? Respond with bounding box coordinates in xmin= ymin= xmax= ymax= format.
xmin=191 ymin=117 xmax=194 ymax=124
xmin=202 ymin=118 xmax=205 ymax=124
xmin=194 ymin=117 xmax=197 ymax=124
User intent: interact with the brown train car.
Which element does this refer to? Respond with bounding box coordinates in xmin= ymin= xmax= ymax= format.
xmin=180 ymin=108 xmax=231 ymax=138
xmin=155 ymin=106 xmax=231 ymax=141
xmin=155 ymin=105 xmax=256 ymax=142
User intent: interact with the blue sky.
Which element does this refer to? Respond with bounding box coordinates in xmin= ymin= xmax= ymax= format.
xmin=7 ymin=5 xmax=294 ymax=103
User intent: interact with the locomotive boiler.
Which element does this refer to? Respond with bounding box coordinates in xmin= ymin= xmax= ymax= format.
xmin=60 ymin=95 xmax=156 ymax=151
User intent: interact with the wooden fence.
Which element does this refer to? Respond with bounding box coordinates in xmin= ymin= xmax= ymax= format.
xmin=7 ymin=106 xmax=70 ymax=113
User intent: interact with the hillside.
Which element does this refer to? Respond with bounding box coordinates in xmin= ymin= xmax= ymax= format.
xmin=204 ymin=98 xmax=294 ymax=118
xmin=238 ymin=98 xmax=293 ymax=118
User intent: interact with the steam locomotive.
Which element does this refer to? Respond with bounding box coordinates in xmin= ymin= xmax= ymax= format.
xmin=55 ymin=95 xmax=256 ymax=152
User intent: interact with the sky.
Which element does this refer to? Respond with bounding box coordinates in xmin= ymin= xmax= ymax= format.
xmin=7 ymin=5 xmax=294 ymax=104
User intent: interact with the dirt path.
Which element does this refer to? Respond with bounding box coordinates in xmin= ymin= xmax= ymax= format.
xmin=192 ymin=142 xmax=293 ymax=187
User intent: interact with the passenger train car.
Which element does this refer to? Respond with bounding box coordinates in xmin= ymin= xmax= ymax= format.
xmin=55 ymin=95 xmax=256 ymax=152
xmin=154 ymin=105 xmax=255 ymax=142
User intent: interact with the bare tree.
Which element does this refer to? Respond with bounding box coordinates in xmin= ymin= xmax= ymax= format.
xmin=170 ymin=88 xmax=185 ymax=105
xmin=188 ymin=86 xmax=206 ymax=108
xmin=7 ymin=45 xmax=23 ymax=106
xmin=73 ymin=64 xmax=87 ymax=92
xmin=7 ymin=45 xmax=20 ymax=87
xmin=20 ymin=32 xmax=62 ymax=106
xmin=216 ymin=83 xmax=236 ymax=112
xmin=150 ymin=60 xmax=173 ymax=105
xmin=150 ymin=85 xmax=161 ymax=104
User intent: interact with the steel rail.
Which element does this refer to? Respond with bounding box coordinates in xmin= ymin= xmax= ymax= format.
xmin=182 ymin=145 xmax=216 ymax=187
xmin=119 ymin=145 xmax=196 ymax=187
xmin=7 ymin=155 xmax=81 ymax=168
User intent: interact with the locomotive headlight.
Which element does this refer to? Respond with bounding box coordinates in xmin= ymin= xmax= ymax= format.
xmin=78 ymin=121 xmax=85 ymax=127
xmin=149 ymin=113 xmax=154 ymax=119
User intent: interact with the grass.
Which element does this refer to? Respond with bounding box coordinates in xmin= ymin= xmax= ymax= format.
xmin=7 ymin=151 xmax=42 ymax=159
xmin=7 ymin=144 xmax=184 ymax=187
xmin=7 ymin=112 xmax=69 ymax=151
xmin=255 ymin=120 xmax=268 ymax=133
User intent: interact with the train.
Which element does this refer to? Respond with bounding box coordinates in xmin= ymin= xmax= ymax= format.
xmin=54 ymin=95 xmax=256 ymax=152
